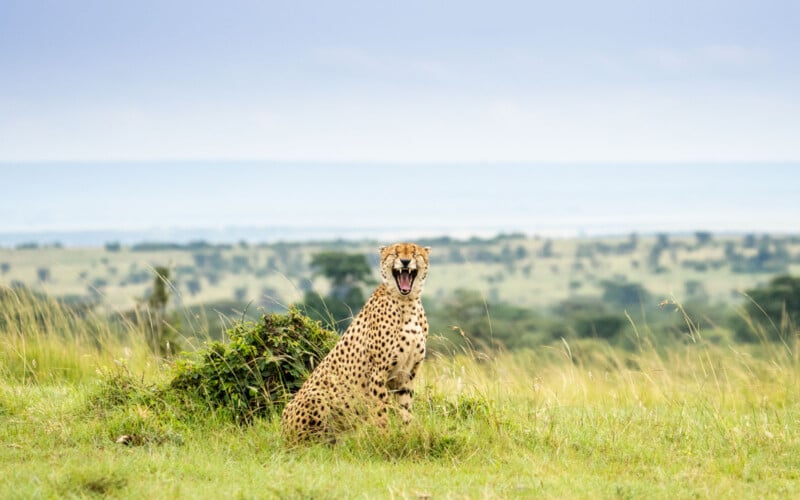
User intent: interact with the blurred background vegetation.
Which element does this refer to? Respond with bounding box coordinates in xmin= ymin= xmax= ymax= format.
xmin=2 ymin=231 xmax=798 ymax=358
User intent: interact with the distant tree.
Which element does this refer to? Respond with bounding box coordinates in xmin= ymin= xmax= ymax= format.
xmin=186 ymin=240 xmax=214 ymax=251
xmin=205 ymin=271 xmax=220 ymax=286
xmin=231 ymin=255 xmax=251 ymax=273
xmin=185 ymin=278 xmax=202 ymax=296
xmin=91 ymin=277 xmax=109 ymax=289
xmin=694 ymin=231 xmax=713 ymax=247
xmin=472 ymin=249 xmax=500 ymax=263
xmin=299 ymin=251 xmax=374 ymax=332
xmin=684 ymin=280 xmax=709 ymax=304
xmin=126 ymin=269 xmax=151 ymax=284
xmin=131 ymin=242 xmax=183 ymax=252
xmin=731 ymin=237 xmax=789 ymax=274
xmin=724 ymin=241 xmax=737 ymax=260
xmin=104 ymin=241 xmax=121 ymax=252
xmin=539 ymin=240 xmax=554 ymax=258
xmin=234 ymin=286 xmax=248 ymax=303
xmin=500 ymin=244 xmax=513 ymax=262
xmin=193 ymin=253 xmax=208 ymax=268
xmin=37 ymin=267 xmax=51 ymax=283
xmin=647 ymin=245 xmax=665 ymax=272
xmin=309 ymin=251 xmax=373 ymax=300
xmin=0 ymin=262 xmax=9 ymax=274
xmin=601 ymin=280 xmax=652 ymax=310
xmin=448 ymin=248 xmax=466 ymax=263
xmin=144 ymin=266 xmax=178 ymax=357
xmin=174 ymin=265 xmax=195 ymax=277
xmin=148 ymin=267 xmax=170 ymax=310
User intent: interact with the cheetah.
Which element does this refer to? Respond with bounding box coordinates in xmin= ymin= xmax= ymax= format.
xmin=281 ymin=242 xmax=431 ymax=442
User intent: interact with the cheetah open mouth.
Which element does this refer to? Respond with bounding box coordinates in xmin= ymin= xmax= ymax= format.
xmin=393 ymin=268 xmax=417 ymax=295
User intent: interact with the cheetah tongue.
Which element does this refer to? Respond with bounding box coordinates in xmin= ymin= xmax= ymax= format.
xmin=397 ymin=270 xmax=413 ymax=293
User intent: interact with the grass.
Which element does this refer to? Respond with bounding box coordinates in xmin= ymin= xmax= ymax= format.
xmin=2 ymin=286 xmax=800 ymax=498
xmin=0 ymin=286 xmax=159 ymax=384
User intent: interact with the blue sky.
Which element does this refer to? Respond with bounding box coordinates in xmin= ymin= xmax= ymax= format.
xmin=2 ymin=1 xmax=799 ymax=162
xmin=1 ymin=3 xmax=798 ymax=239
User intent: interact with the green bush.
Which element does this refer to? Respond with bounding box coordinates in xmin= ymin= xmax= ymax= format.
xmin=170 ymin=307 xmax=338 ymax=423
xmin=573 ymin=313 xmax=626 ymax=340
xmin=427 ymin=289 xmax=556 ymax=352
xmin=732 ymin=274 xmax=800 ymax=343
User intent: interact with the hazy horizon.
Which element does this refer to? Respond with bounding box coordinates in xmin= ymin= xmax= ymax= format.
xmin=1 ymin=162 xmax=798 ymax=246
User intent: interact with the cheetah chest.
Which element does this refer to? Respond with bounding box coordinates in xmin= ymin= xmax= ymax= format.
xmin=388 ymin=304 xmax=426 ymax=378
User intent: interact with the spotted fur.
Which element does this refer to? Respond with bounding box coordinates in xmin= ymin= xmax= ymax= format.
xmin=281 ymin=243 xmax=431 ymax=442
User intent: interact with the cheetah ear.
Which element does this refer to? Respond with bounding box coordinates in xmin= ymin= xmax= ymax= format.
xmin=379 ymin=246 xmax=388 ymax=252
xmin=424 ymin=246 xmax=431 ymax=253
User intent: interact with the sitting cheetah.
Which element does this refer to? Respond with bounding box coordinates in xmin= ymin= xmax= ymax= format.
xmin=281 ymin=242 xmax=431 ymax=442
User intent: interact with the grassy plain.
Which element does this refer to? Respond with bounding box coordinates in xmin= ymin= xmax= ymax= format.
xmin=2 ymin=234 xmax=799 ymax=314
xmin=1 ymin=287 xmax=799 ymax=498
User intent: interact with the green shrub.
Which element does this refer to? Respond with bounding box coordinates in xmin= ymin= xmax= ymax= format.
xmin=731 ymin=275 xmax=800 ymax=343
xmin=169 ymin=307 xmax=338 ymax=423
xmin=573 ymin=313 xmax=626 ymax=339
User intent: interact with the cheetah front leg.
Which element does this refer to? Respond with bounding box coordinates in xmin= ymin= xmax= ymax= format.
xmin=394 ymin=387 xmax=414 ymax=423
xmin=388 ymin=361 xmax=420 ymax=424
xmin=368 ymin=370 xmax=390 ymax=427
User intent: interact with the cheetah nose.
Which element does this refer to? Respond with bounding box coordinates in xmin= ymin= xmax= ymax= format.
xmin=400 ymin=259 xmax=411 ymax=268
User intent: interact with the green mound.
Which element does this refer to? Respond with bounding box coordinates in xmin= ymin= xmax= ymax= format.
xmin=169 ymin=307 xmax=338 ymax=423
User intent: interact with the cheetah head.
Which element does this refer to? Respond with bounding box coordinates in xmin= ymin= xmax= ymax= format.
xmin=379 ymin=243 xmax=430 ymax=297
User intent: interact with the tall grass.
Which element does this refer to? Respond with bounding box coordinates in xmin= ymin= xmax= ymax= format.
xmin=0 ymin=286 xmax=155 ymax=383
xmin=463 ymin=302 xmax=796 ymax=417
